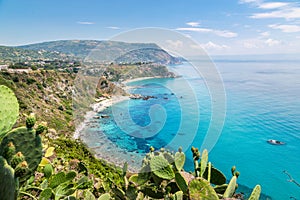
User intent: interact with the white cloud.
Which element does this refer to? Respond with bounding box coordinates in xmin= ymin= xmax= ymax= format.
xmin=176 ymin=27 xmax=238 ymax=38
xmin=214 ymin=30 xmax=238 ymax=38
xmin=242 ymin=37 xmax=282 ymax=49
xmin=269 ymin=24 xmax=300 ymax=32
xmin=242 ymin=1 xmax=300 ymax=20
xmin=251 ymin=7 xmax=300 ymax=19
xmin=243 ymin=40 xmax=260 ymax=48
xmin=186 ymin=22 xmax=200 ymax=27
xmin=200 ymin=41 xmax=230 ymax=50
xmin=77 ymin=21 xmax=95 ymax=25
xmin=165 ymin=40 xmax=184 ymax=50
xmin=264 ymin=38 xmax=282 ymax=46
xmin=239 ymin=0 xmax=261 ymax=4
xmin=260 ymin=31 xmax=270 ymax=37
xmin=258 ymin=2 xmax=290 ymax=9
xmin=106 ymin=26 xmax=120 ymax=30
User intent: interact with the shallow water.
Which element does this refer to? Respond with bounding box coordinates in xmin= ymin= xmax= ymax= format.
xmin=82 ymin=59 xmax=300 ymax=199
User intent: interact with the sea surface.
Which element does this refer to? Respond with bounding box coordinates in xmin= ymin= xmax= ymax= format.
xmin=81 ymin=57 xmax=300 ymax=199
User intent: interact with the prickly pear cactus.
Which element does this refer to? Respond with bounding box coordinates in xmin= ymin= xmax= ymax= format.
xmin=10 ymin=152 xmax=25 ymax=168
xmin=175 ymin=172 xmax=188 ymax=194
xmin=49 ymin=171 xmax=67 ymax=188
xmin=248 ymin=185 xmax=261 ymax=200
xmin=223 ymin=176 xmax=237 ymax=198
xmin=174 ymin=191 xmax=183 ymax=200
xmin=0 ymin=85 xmax=19 ymax=139
xmin=98 ymin=193 xmax=111 ymax=200
xmin=149 ymin=156 xmax=175 ymax=180
xmin=175 ymin=151 xmax=185 ymax=172
xmin=129 ymin=165 xmax=150 ymax=185
xmin=213 ymin=184 xmax=228 ymax=194
xmin=3 ymin=141 xmax=16 ymax=163
xmin=0 ymin=156 xmax=16 ymax=200
xmin=14 ymin=161 xmax=29 ymax=178
xmin=189 ymin=178 xmax=219 ymax=200
xmin=44 ymin=163 xmax=53 ymax=179
xmin=39 ymin=188 xmax=53 ymax=200
xmin=25 ymin=113 xmax=36 ymax=129
xmin=141 ymin=187 xmax=164 ymax=199
xmin=203 ymin=166 xmax=226 ymax=185
xmin=0 ymin=126 xmax=43 ymax=182
xmin=200 ymin=149 xmax=208 ymax=178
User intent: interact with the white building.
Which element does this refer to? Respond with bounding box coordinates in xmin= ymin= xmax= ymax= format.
xmin=0 ymin=65 xmax=8 ymax=71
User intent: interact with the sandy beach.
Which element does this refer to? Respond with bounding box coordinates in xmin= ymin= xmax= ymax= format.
xmin=74 ymin=76 xmax=158 ymax=172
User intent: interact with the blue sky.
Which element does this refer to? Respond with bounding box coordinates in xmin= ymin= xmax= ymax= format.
xmin=0 ymin=0 xmax=300 ymax=55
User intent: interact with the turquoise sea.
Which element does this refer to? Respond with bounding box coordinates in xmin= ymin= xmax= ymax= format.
xmin=82 ymin=57 xmax=300 ymax=199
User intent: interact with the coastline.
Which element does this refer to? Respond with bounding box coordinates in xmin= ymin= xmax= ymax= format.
xmin=121 ymin=76 xmax=163 ymax=85
xmin=74 ymin=76 xmax=160 ymax=172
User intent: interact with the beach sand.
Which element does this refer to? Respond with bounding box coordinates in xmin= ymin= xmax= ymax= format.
xmin=74 ymin=77 xmax=158 ymax=172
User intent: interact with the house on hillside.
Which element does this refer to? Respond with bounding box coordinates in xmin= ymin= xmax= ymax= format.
xmin=0 ymin=65 xmax=8 ymax=71
xmin=8 ymin=68 xmax=32 ymax=73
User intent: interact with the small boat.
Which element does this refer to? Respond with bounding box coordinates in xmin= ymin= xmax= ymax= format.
xmin=267 ymin=139 xmax=285 ymax=145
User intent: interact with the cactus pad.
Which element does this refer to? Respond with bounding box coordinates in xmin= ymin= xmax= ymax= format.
xmin=203 ymin=166 xmax=226 ymax=185
xmin=174 ymin=191 xmax=183 ymax=200
xmin=49 ymin=171 xmax=67 ymax=188
xmin=0 ymin=126 xmax=42 ymax=182
xmin=25 ymin=113 xmax=36 ymax=129
xmin=189 ymin=178 xmax=219 ymax=200
xmin=39 ymin=188 xmax=53 ymax=200
xmin=141 ymin=187 xmax=164 ymax=199
xmin=213 ymin=184 xmax=228 ymax=194
xmin=200 ymin=149 xmax=208 ymax=178
xmin=44 ymin=164 xmax=53 ymax=178
xmin=248 ymin=185 xmax=261 ymax=200
xmin=149 ymin=156 xmax=175 ymax=180
xmin=0 ymin=156 xmax=16 ymax=200
xmin=174 ymin=151 xmax=185 ymax=172
xmin=98 ymin=193 xmax=111 ymax=200
xmin=36 ymin=122 xmax=48 ymax=135
xmin=175 ymin=172 xmax=188 ymax=194
xmin=0 ymin=85 xmax=19 ymax=138
xmin=15 ymin=161 xmax=29 ymax=178
xmin=10 ymin=152 xmax=25 ymax=168
xmin=129 ymin=165 xmax=151 ymax=185
xmin=223 ymin=176 xmax=237 ymax=198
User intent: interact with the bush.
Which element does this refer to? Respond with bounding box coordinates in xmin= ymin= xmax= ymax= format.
xmin=26 ymin=78 xmax=36 ymax=85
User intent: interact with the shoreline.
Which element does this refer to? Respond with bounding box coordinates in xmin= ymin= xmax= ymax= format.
xmin=75 ymin=76 xmax=162 ymax=139
xmin=74 ymin=76 xmax=161 ymax=172
xmin=121 ymin=76 xmax=163 ymax=85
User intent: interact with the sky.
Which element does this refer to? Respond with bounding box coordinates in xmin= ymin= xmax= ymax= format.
xmin=0 ymin=0 xmax=300 ymax=55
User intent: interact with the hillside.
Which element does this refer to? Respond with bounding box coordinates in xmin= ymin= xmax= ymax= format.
xmin=17 ymin=40 xmax=181 ymax=64
xmin=0 ymin=46 xmax=74 ymax=63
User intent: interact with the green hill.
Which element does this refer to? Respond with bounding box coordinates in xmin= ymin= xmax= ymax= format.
xmin=0 ymin=46 xmax=74 ymax=63
xmin=17 ymin=40 xmax=180 ymax=64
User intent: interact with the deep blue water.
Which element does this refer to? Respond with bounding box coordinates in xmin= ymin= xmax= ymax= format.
xmin=84 ymin=59 xmax=300 ymax=199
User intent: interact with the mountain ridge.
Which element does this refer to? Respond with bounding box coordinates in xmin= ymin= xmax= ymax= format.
xmin=15 ymin=40 xmax=180 ymax=64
